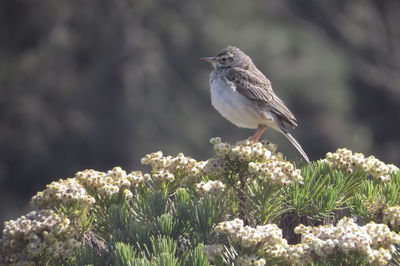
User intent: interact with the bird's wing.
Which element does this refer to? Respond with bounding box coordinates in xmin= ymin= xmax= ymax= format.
xmin=226 ymin=67 xmax=297 ymax=127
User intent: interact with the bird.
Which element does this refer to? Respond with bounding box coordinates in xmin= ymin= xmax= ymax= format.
xmin=201 ymin=46 xmax=310 ymax=163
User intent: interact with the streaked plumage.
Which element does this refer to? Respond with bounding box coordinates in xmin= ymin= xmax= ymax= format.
xmin=202 ymin=46 xmax=310 ymax=163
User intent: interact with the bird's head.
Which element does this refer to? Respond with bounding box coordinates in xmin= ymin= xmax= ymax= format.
xmin=201 ymin=46 xmax=252 ymax=70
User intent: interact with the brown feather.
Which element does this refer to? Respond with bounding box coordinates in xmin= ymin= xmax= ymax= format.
xmin=225 ymin=66 xmax=297 ymax=127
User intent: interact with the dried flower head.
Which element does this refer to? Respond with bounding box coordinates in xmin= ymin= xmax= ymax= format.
xmin=203 ymin=244 xmax=224 ymax=262
xmin=30 ymin=178 xmax=95 ymax=209
xmin=235 ymin=255 xmax=266 ymax=266
xmin=204 ymin=138 xmax=302 ymax=186
xmin=215 ymin=218 xmax=288 ymax=252
xmin=248 ymin=160 xmax=303 ymax=186
xmin=215 ymin=217 xmax=400 ymax=266
xmin=0 ymin=210 xmax=79 ymax=264
xmin=383 ymin=206 xmax=400 ymax=228
xmin=141 ymin=152 xmax=204 ymax=184
xmin=195 ymin=180 xmax=226 ymax=197
xmin=324 ymin=148 xmax=398 ymax=182
xmin=75 ymin=167 xmax=148 ymax=198
xmin=291 ymin=217 xmax=400 ymax=265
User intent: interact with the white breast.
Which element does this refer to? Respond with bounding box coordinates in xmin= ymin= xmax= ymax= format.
xmin=210 ymin=74 xmax=269 ymax=129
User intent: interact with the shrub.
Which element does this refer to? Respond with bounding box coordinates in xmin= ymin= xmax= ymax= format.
xmin=1 ymin=138 xmax=399 ymax=265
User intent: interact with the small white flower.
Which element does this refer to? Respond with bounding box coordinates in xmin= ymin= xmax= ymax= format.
xmin=324 ymin=148 xmax=398 ymax=182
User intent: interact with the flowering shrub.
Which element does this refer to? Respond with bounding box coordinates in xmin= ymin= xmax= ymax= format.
xmin=31 ymin=178 xmax=96 ymax=208
xmin=291 ymin=218 xmax=400 ymax=265
xmin=195 ymin=180 xmax=226 ymax=197
xmin=383 ymin=206 xmax=400 ymax=229
xmin=215 ymin=217 xmax=400 ymax=265
xmin=1 ymin=137 xmax=399 ymax=265
xmin=75 ymin=167 xmax=149 ymax=198
xmin=0 ymin=210 xmax=79 ymax=265
xmin=324 ymin=148 xmax=398 ymax=182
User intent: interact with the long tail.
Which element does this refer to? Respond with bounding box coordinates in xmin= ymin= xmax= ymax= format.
xmin=282 ymin=131 xmax=310 ymax=163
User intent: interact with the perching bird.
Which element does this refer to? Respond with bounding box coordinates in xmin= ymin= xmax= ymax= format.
xmin=201 ymin=46 xmax=310 ymax=163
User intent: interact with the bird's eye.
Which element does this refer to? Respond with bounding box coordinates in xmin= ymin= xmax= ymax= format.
xmin=220 ymin=57 xmax=227 ymax=63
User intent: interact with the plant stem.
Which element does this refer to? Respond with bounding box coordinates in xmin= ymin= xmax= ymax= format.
xmin=237 ymin=170 xmax=249 ymax=225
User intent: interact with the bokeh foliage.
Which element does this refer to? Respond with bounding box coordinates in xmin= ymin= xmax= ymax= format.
xmin=1 ymin=0 xmax=400 ymax=225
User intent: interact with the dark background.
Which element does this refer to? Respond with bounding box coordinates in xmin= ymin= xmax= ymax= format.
xmin=1 ymin=0 xmax=400 ymax=224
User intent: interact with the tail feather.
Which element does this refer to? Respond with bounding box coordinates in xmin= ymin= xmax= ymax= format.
xmin=282 ymin=132 xmax=310 ymax=163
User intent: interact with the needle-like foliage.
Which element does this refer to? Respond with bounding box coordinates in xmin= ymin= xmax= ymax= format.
xmin=0 ymin=138 xmax=399 ymax=265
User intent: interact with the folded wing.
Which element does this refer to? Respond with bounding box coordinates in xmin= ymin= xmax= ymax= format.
xmin=226 ymin=67 xmax=297 ymax=128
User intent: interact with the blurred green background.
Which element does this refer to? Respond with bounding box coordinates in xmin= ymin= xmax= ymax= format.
xmin=1 ymin=1 xmax=400 ymax=224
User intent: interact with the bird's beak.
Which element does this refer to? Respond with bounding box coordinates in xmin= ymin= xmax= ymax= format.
xmin=200 ymin=57 xmax=217 ymax=63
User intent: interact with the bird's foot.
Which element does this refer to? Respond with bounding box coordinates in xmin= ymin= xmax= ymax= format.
xmin=251 ymin=125 xmax=267 ymax=143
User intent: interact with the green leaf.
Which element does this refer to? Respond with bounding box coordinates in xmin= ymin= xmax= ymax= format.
xmin=181 ymin=244 xmax=210 ymax=266
xmin=67 ymin=245 xmax=105 ymax=266
xmin=246 ymin=180 xmax=286 ymax=224
xmin=154 ymin=252 xmax=179 ymax=266
xmin=154 ymin=214 xmax=174 ymax=237
xmin=111 ymin=242 xmax=137 ymax=266
xmin=188 ymin=195 xmax=225 ymax=244
xmin=287 ymin=162 xmax=364 ymax=221
xmin=151 ymin=236 xmax=177 ymax=256
xmin=132 ymin=189 xmax=169 ymax=222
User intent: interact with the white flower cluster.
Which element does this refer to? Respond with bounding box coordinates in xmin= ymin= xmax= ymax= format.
xmin=149 ymin=169 xmax=174 ymax=183
xmin=235 ymin=255 xmax=266 ymax=266
xmin=0 ymin=209 xmax=80 ymax=265
xmin=324 ymin=148 xmax=398 ymax=182
xmin=75 ymin=167 xmax=148 ymax=198
xmin=383 ymin=206 xmax=400 ymax=228
xmin=248 ymin=161 xmax=303 ymax=186
xmin=195 ymin=180 xmax=225 ymax=197
xmin=214 ymin=217 xmax=400 ymax=265
xmin=141 ymin=151 xmax=204 ymax=184
xmin=215 ymin=218 xmax=287 ymax=252
xmin=30 ymin=178 xmax=95 ymax=208
xmin=203 ymin=244 xmax=224 ymax=263
xmin=31 ymin=167 xmax=147 ymax=209
xmin=210 ymin=137 xmax=277 ymax=163
xmin=291 ymin=217 xmax=400 ymax=265
xmin=204 ymin=138 xmax=302 ymax=186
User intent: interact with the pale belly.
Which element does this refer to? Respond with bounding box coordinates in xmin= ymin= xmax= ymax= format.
xmin=210 ymin=76 xmax=277 ymax=129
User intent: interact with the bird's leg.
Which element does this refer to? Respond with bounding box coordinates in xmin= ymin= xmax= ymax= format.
xmin=251 ymin=124 xmax=267 ymax=142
